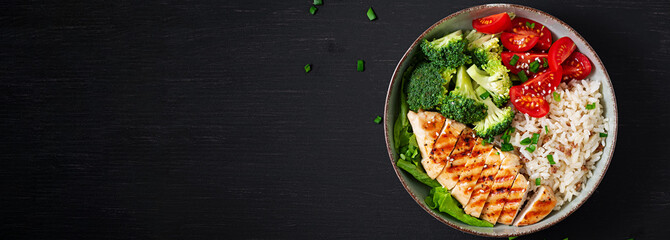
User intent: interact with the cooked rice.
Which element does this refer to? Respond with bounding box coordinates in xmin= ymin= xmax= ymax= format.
xmin=505 ymin=79 xmax=608 ymax=209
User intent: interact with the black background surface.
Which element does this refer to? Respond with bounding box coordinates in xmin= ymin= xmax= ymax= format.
xmin=1 ymin=0 xmax=669 ymax=239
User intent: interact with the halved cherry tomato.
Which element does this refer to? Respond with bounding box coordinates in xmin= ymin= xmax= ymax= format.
xmin=561 ymin=51 xmax=592 ymax=81
xmin=473 ymin=13 xmax=512 ymax=34
xmin=510 ymin=85 xmax=550 ymax=118
xmin=501 ymin=52 xmax=549 ymax=77
xmin=501 ymin=32 xmax=539 ymax=52
xmin=523 ymin=66 xmax=563 ymax=96
xmin=548 ymin=37 xmax=576 ymax=72
xmin=510 ymin=17 xmax=552 ymax=51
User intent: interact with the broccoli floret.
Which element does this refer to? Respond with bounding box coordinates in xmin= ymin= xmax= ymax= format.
xmin=421 ymin=30 xmax=471 ymax=69
xmin=406 ymin=62 xmax=456 ymax=111
xmin=464 ymin=30 xmax=511 ymax=107
xmin=472 ymin=97 xmax=515 ymax=138
xmin=466 ymin=64 xmax=511 ymax=107
xmin=440 ymin=65 xmax=487 ymax=124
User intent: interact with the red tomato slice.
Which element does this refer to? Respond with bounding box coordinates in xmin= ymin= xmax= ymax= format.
xmin=501 ymin=52 xmax=549 ymax=76
xmin=523 ymin=66 xmax=563 ymax=96
xmin=501 ymin=32 xmax=539 ymax=52
xmin=548 ymin=37 xmax=576 ymax=72
xmin=473 ymin=13 xmax=512 ymax=34
xmin=510 ymin=17 xmax=552 ymax=51
xmin=510 ymin=85 xmax=550 ymax=118
xmin=561 ymin=51 xmax=592 ymax=81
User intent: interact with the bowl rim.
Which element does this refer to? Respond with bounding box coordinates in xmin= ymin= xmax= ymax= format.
xmin=383 ymin=3 xmax=618 ymax=237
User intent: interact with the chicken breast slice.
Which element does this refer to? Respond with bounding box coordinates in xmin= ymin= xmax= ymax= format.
xmin=480 ymin=152 xmax=522 ymax=224
xmin=498 ymin=174 xmax=530 ymax=225
xmin=406 ymin=110 xmax=446 ymax=159
xmin=451 ymin=139 xmax=494 ymax=206
xmin=513 ymin=185 xmax=558 ymax=226
xmin=464 ymin=148 xmax=503 ymax=218
xmin=422 ymin=119 xmax=465 ymax=179
xmin=435 ymin=128 xmax=477 ymax=189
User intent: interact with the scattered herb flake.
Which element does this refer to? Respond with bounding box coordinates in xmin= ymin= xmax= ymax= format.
xmin=480 ymin=91 xmax=490 ymax=100
xmin=520 ymin=138 xmax=531 ymax=145
xmin=304 ymin=64 xmax=312 ymax=73
xmin=374 ymin=115 xmax=382 ymax=124
xmin=525 ymin=145 xmax=536 ymax=153
xmin=518 ymin=71 xmax=528 ymax=82
xmin=529 ymin=60 xmax=540 ymax=73
xmin=501 ymin=143 xmax=514 ymax=152
xmin=600 ymin=132 xmax=608 ymax=137
xmin=586 ymin=103 xmax=596 ymax=110
xmin=542 ymin=57 xmax=549 ymax=67
xmin=547 ymin=154 xmax=556 ymax=165
xmin=531 ymin=133 xmax=540 ymax=144
xmin=309 ymin=5 xmax=318 ymax=15
xmin=510 ymin=55 xmax=519 ymax=65
xmin=553 ymin=92 xmax=561 ymax=102
xmin=367 ymin=7 xmax=377 ymax=21
xmin=357 ymin=59 xmax=365 ymax=72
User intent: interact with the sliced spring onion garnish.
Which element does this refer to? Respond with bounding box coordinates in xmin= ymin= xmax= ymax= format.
xmin=313 ymin=0 xmax=323 ymax=6
xmin=310 ymin=6 xmax=318 ymax=15
xmin=531 ymin=133 xmax=540 ymax=144
xmin=536 ymin=177 xmax=541 ymax=185
xmin=529 ymin=60 xmax=540 ymax=73
xmin=357 ymin=60 xmax=365 ymax=72
xmin=553 ymin=92 xmax=561 ymax=102
xmin=367 ymin=7 xmax=377 ymax=21
xmin=586 ymin=103 xmax=596 ymax=110
xmin=525 ymin=145 xmax=536 ymax=153
xmin=518 ymin=71 xmax=528 ymax=82
xmin=600 ymin=132 xmax=608 ymax=137
xmin=510 ymin=55 xmax=519 ymax=65
xmin=304 ymin=64 xmax=312 ymax=73
xmin=547 ymin=154 xmax=556 ymax=165
xmin=520 ymin=137 xmax=531 ymax=145
xmin=374 ymin=115 xmax=382 ymax=124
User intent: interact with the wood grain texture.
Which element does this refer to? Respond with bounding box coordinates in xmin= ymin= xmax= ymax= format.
xmin=0 ymin=0 xmax=668 ymax=239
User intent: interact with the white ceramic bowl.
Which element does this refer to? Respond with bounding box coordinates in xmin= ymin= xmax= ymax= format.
xmin=383 ymin=4 xmax=618 ymax=237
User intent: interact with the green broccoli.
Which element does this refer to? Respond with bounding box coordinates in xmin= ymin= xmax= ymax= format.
xmin=406 ymin=62 xmax=456 ymax=111
xmin=466 ymin=64 xmax=511 ymax=107
xmin=421 ymin=30 xmax=471 ymax=69
xmin=472 ymin=97 xmax=515 ymax=138
xmin=440 ymin=65 xmax=487 ymax=124
xmin=464 ymin=30 xmax=511 ymax=107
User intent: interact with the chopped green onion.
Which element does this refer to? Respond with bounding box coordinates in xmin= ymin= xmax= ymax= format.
xmin=496 ymin=151 xmax=500 ymax=155
xmin=542 ymin=57 xmax=549 ymax=67
xmin=536 ymin=178 xmax=541 ymax=185
xmin=545 ymin=125 xmax=549 ymax=134
xmin=531 ymin=23 xmax=535 ymax=28
xmin=357 ymin=59 xmax=365 ymax=72
xmin=509 ymin=237 xmax=518 ymax=240
xmin=526 ymin=22 xmax=532 ymax=28
xmin=525 ymin=145 xmax=536 ymax=153
xmin=531 ymin=133 xmax=540 ymax=144
xmin=547 ymin=154 xmax=556 ymax=165
xmin=374 ymin=115 xmax=382 ymax=124
xmin=529 ymin=60 xmax=540 ymax=73
xmin=510 ymin=55 xmax=519 ymax=65
xmin=313 ymin=0 xmax=323 ymax=6
xmin=586 ymin=103 xmax=596 ymax=110
xmin=508 ymin=127 xmax=516 ymax=134
xmin=599 ymin=132 xmax=608 ymax=137
xmin=520 ymin=138 xmax=531 ymax=145
xmin=479 ymin=91 xmax=490 ymax=100
xmin=310 ymin=6 xmax=318 ymax=15
xmin=304 ymin=64 xmax=312 ymax=73
xmin=501 ymin=132 xmax=511 ymax=144
xmin=367 ymin=7 xmax=377 ymax=21
xmin=553 ymin=92 xmax=561 ymax=102
xmin=518 ymin=71 xmax=528 ymax=82
xmin=501 ymin=143 xmax=514 ymax=152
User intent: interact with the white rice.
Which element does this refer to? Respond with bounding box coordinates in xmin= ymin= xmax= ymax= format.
xmin=506 ymin=79 xmax=608 ymax=209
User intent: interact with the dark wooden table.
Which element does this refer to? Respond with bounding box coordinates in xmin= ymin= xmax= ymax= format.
xmin=2 ymin=0 xmax=669 ymax=239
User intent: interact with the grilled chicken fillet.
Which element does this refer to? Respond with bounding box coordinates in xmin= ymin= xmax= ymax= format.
xmin=513 ymin=185 xmax=557 ymax=226
xmin=480 ymin=152 xmax=522 ymax=224
xmin=451 ymin=139 xmax=493 ymax=206
xmin=423 ymin=119 xmax=466 ymax=179
xmin=498 ymin=174 xmax=530 ymax=225
xmin=435 ymin=128 xmax=477 ymax=189
xmin=464 ymin=148 xmax=503 ymax=218
xmin=406 ymin=110 xmax=446 ymax=159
